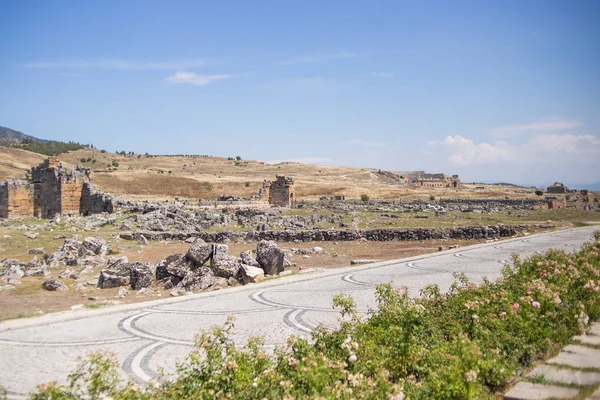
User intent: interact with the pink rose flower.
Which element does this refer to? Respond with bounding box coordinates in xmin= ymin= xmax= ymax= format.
xmin=532 ymin=301 xmax=541 ymax=308
xmin=512 ymin=303 xmax=520 ymax=310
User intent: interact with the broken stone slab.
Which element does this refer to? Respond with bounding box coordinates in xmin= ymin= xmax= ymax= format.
xmin=23 ymin=231 xmax=39 ymax=239
xmin=212 ymin=254 xmax=241 ymax=279
xmin=97 ymin=269 xmax=129 ymax=289
xmin=59 ymin=268 xmax=79 ymax=280
xmin=79 ymin=237 xmax=108 ymax=257
xmin=529 ymin=365 xmax=600 ymax=386
xmin=504 ymin=382 xmax=579 ymax=400
xmin=240 ymin=251 xmax=260 ymax=267
xmin=107 ymin=256 xmax=129 ymax=270
xmin=156 ymin=253 xmax=192 ymax=283
xmin=186 ymin=239 xmax=212 ymax=267
xmin=2 ymin=262 xmax=24 ymax=282
xmin=350 ymin=259 xmax=381 ymax=265
xmin=175 ymin=267 xmax=216 ymax=291
xmin=115 ymin=286 xmax=128 ymax=298
xmin=42 ymin=279 xmax=67 ymax=291
xmin=548 ymin=345 xmax=600 ymax=369
xmin=256 ymin=240 xmax=284 ymax=275
xmin=28 ymin=248 xmax=45 ymax=254
xmin=130 ymin=262 xmax=153 ymax=290
xmin=212 ymin=244 xmax=229 ymax=260
xmin=237 ymin=264 xmax=265 ymax=284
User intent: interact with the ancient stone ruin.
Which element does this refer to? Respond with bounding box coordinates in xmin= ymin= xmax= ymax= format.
xmin=547 ymin=182 xmax=567 ymax=194
xmin=254 ymin=176 xmax=295 ymax=207
xmin=0 ymin=158 xmax=115 ymax=219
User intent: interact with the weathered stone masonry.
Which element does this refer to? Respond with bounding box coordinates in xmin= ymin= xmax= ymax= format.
xmin=253 ymin=176 xmax=295 ymax=207
xmin=0 ymin=158 xmax=115 ymax=219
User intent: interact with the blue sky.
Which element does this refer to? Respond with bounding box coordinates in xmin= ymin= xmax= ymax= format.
xmin=1 ymin=0 xmax=599 ymax=186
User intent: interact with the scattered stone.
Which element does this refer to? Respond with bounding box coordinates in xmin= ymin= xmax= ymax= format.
xmin=175 ymin=267 xmax=215 ymax=291
xmin=115 ymin=286 xmax=128 ymax=298
xmin=74 ymin=283 xmax=87 ymax=291
xmin=53 ymin=234 xmax=67 ymax=240
xmin=313 ymin=246 xmax=323 ymax=254
xmin=1 ymin=262 xmax=24 ymax=282
xmin=70 ymin=304 xmax=83 ymax=310
xmin=504 ymin=382 xmax=578 ymax=399
xmin=59 ymin=268 xmax=78 ymax=280
xmin=130 ymin=262 xmax=153 ymax=290
xmin=0 ymin=285 xmax=16 ymax=291
xmin=186 ymin=239 xmax=212 ymax=266
xmin=24 ymin=258 xmax=50 ymax=277
xmin=23 ymin=232 xmax=39 ymax=239
xmin=88 ymin=296 xmax=98 ymax=301
xmin=42 ymin=279 xmax=67 ymax=291
xmin=238 ymin=264 xmax=265 ymax=284
xmin=28 ymin=248 xmax=45 ymax=254
xmin=156 ymin=254 xmax=192 ymax=284
xmin=279 ymin=270 xmax=293 ymax=277
xmin=138 ymin=234 xmax=149 ymax=245
xmin=256 ymin=240 xmax=285 ymax=275
xmin=137 ymin=287 xmax=153 ymax=296
xmin=80 ymin=237 xmax=109 ymax=257
xmin=97 ymin=269 xmax=130 ymax=289
xmin=240 ymin=251 xmax=260 ymax=267
xmin=350 ymin=259 xmax=381 ymax=265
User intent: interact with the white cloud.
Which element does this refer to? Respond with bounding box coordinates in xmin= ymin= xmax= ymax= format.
xmin=264 ymin=157 xmax=332 ymax=165
xmin=489 ymin=117 xmax=582 ymax=138
xmin=165 ymin=71 xmax=231 ymax=86
xmin=429 ymin=132 xmax=600 ymax=166
xmin=280 ymin=52 xmax=361 ymax=65
xmin=343 ymin=139 xmax=384 ymax=148
xmin=24 ymin=59 xmax=206 ymax=71
xmin=370 ymin=72 xmax=394 ymax=78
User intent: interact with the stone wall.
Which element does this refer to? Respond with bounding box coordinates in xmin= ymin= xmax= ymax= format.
xmin=60 ymin=177 xmax=85 ymax=216
xmin=120 ymin=224 xmax=554 ymax=243
xmin=80 ymin=183 xmax=115 ymax=216
xmin=269 ymin=176 xmax=295 ymax=207
xmin=0 ymin=180 xmax=34 ymax=218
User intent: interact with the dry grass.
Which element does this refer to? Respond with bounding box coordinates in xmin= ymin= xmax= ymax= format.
xmin=0 ymin=147 xmax=47 ymax=180
xmin=0 ymin=147 xmax=535 ymax=201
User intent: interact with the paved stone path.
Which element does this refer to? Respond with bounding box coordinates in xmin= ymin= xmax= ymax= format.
xmin=504 ymin=322 xmax=600 ymax=400
xmin=1 ymin=226 xmax=598 ymax=399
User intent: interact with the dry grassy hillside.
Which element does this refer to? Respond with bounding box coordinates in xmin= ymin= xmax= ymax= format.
xmin=0 ymin=147 xmax=538 ymax=201
xmin=0 ymin=147 xmax=47 ymax=180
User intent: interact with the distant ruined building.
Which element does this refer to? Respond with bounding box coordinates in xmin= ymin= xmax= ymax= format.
xmin=546 ymin=182 xmax=567 ymax=194
xmin=0 ymin=158 xmax=115 ymax=219
xmin=254 ymin=176 xmax=295 ymax=207
xmin=395 ymin=171 xmax=462 ymax=188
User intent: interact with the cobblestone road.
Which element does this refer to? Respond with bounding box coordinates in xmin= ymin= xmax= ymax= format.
xmin=1 ymin=226 xmax=598 ymax=399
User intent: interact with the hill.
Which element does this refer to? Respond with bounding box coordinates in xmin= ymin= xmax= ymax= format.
xmin=0 ymin=146 xmax=540 ymax=201
xmin=0 ymin=147 xmax=48 ymax=180
xmin=0 ymin=126 xmax=47 ymax=145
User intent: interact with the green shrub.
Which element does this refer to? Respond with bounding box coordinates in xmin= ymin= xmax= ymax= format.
xmin=429 ymin=194 xmax=436 ymax=201
xmin=360 ymin=194 xmax=369 ymax=202
xmin=535 ymin=189 xmax=544 ymax=196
